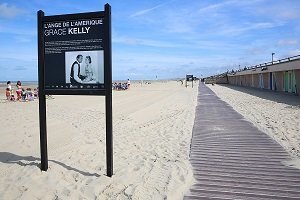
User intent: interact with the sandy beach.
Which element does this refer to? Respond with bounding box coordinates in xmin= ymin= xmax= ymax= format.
xmin=0 ymin=81 xmax=198 ymax=200
xmin=207 ymin=84 xmax=300 ymax=169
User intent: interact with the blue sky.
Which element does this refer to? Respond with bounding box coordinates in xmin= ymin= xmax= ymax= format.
xmin=0 ymin=0 xmax=300 ymax=81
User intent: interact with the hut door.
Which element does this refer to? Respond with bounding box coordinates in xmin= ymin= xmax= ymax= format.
xmin=272 ymin=72 xmax=277 ymax=91
xmin=292 ymin=71 xmax=296 ymax=93
xmin=259 ymin=74 xmax=264 ymax=88
xmin=284 ymin=71 xmax=289 ymax=92
xmin=288 ymin=71 xmax=293 ymax=93
xmin=270 ymin=72 xmax=272 ymax=90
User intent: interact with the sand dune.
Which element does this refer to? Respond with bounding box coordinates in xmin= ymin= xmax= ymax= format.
xmin=0 ymin=81 xmax=198 ymax=200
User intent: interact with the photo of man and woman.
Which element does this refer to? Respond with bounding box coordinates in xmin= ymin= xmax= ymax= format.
xmin=65 ymin=50 xmax=104 ymax=85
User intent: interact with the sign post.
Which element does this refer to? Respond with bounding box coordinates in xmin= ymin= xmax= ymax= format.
xmin=104 ymin=4 xmax=113 ymax=177
xmin=37 ymin=4 xmax=113 ymax=176
xmin=37 ymin=10 xmax=48 ymax=171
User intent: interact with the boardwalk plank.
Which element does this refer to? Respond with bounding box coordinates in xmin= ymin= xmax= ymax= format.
xmin=184 ymin=83 xmax=300 ymax=200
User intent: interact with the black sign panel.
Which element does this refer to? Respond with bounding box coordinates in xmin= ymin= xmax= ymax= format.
xmin=186 ymin=74 xmax=193 ymax=81
xmin=186 ymin=74 xmax=194 ymax=88
xmin=42 ymin=12 xmax=108 ymax=94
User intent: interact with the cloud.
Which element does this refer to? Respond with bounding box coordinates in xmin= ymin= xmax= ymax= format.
xmin=278 ymin=39 xmax=298 ymax=46
xmin=130 ymin=1 xmax=171 ymax=18
xmin=217 ymin=22 xmax=280 ymax=36
xmin=286 ymin=49 xmax=300 ymax=57
xmin=279 ymin=10 xmax=300 ymax=20
xmin=0 ymin=53 xmax=37 ymax=63
xmin=163 ymin=16 xmax=195 ymax=34
xmin=14 ymin=66 xmax=27 ymax=71
xmin=263 ymin=3 xmax=300 ymax=20
xmin=251 ymin=1 xmax=300 ymax=22
xmin=113 ymin=36 xmax=181 ymax=48
xmin=0 ymin=3 xmax=24 ymax=19
xmin=246 ymin=47 xmax=266 ymax=55
xmin=197 ymin=0 xmax=236 ymax=13
xmin=130 ymin=5 xmax=161 ymax=18
xmin=152 ymin=0 xmax=270 ymax=35
xmin=14 ymin=36 xmax=32 ymax=43
xmin=0 ymin=24 xmax=36 ymax=36
xmin=197 ymin=0 xmax=263 ymax=14
xmin=0 ymin=66 xmax=8 ymax=70
xmin=114 ymin=51 xmax=232 ymax=72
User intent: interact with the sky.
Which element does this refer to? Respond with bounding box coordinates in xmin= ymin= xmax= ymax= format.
xmin=0 ymin=0 xmax=300 ymax=81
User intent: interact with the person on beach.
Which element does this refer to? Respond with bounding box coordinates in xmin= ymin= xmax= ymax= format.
xmin=16 ymin=81 xmax=22 ymax=101
xmin=117 ymin=83 xmax=121 ymax=90
xmin=127 ymin=79 xmax=131 ymax=89
xmin=5 ymin=88 xmax=15 ymax=101
xmin=84 ymin=56 xmax=95 ymax=82
xmin=5 ymin=88 xmax=10 ymax=100
xmin=26 ymin=88 xmax=34 ymax=101
xmin=7 ymin=81 xmax=12 ymax=91
xmin=112 ymin=82 xmax=117 ymax=90
xmin=70 ymin=55 xmax=85 ymax=85
xmin=34 ymin=88 xmax=38 ymax=98
xmin=21 ymin=88 xmax=27 ymax=101
xmin=122 ymin=83 xmax=128 ymax=90
xmin=6 ymin=81 xmax=13 ymax=100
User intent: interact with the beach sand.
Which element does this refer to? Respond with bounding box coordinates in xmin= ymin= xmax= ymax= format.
xmin=0 ymin=81 xmax=198 ymax=200
xmin=207 ymin=84 xmax=300 ymax=169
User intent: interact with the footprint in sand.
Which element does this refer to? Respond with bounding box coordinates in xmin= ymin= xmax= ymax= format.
xmin=133 ymin=167 xmax=140 ymax=171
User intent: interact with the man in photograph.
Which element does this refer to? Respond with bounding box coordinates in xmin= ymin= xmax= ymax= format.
xmin=70 ymin=54 xmax=86 ymax=85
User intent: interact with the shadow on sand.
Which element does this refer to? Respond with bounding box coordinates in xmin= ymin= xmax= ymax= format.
xmin=217 ymin=84 xmax=300 ymax=107
xmin=0 ymin=152 xmax=100 ymax=177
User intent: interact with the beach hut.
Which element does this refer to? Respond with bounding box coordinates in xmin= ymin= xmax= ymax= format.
xmin=226 ymin=55 xmax=300 ymax=96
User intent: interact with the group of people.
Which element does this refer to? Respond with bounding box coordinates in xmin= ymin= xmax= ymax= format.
xmin=112 ymin=79 xmax=131 ymax=91
xmin=5 ymin=81 xmax=38 ymax=102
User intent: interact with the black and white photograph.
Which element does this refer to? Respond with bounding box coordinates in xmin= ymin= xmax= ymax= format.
xmin=65 ymin=50 xmax=104 ymax=85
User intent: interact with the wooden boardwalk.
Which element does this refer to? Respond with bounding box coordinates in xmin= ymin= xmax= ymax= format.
xmin=184 ymin=83 xmax=300 ymax=200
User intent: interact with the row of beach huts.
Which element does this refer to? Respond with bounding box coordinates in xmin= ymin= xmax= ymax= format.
xmin=205 ymin=55 xmax=300 ymax=96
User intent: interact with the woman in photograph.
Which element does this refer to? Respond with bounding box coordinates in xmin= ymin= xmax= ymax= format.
xmin=84 ymin=56 xmax=95 ymax=82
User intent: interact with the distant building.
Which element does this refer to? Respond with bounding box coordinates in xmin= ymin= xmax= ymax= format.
xmin=227 ymin=56 xmax=300 ymax=95
xmin=207 ymin=55 xmax=300 ymax=96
